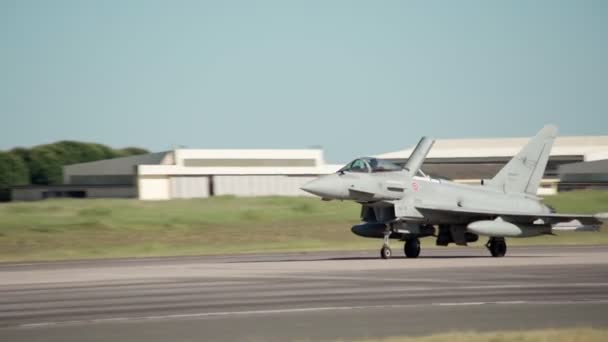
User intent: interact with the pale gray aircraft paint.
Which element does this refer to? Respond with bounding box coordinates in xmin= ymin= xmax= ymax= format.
xmin=301 ymin=125 xmax=608 ymax=259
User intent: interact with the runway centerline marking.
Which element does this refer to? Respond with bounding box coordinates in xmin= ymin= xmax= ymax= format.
xmin=434 ymin=302 xmax=485 ymax=306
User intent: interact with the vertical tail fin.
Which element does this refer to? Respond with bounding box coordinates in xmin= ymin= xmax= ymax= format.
xmin=404 ymin=137 xmax=435 ymax=177
xmin=487 ymin=125 xmax=558 ymax=195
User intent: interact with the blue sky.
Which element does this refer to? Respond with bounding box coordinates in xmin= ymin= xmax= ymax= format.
xmin=1 ymin=0 xmax=607 ymax=162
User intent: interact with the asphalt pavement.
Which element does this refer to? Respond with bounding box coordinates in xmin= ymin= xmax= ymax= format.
xmin=1 ymin=245 xmax=608 ymax=341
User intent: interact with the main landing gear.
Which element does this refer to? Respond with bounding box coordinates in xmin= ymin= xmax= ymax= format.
xmin=380 ymin=231 xmax=420 ymax=259
xmin=486 ymin=237 xmax=507 ymax=257
xmin=404 ymin=238 xmax=421 ymax=258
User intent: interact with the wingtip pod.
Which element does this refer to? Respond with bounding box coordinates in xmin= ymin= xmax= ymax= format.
xmin=594 ymin=213 xmax=608 ymax=224
xmin=552 ymin=219 xmax=600 ymax=232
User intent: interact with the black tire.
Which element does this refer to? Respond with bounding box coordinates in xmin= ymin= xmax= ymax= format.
xmin=404 ymin=239 xmax=421 ymax=258
xmin=489 ymin=239 xmax=507 ymax=257
xmin=380 ymin=246 xmax=392 ymax=259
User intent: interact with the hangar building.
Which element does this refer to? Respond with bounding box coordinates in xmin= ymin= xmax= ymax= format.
xmin=558 ymin=159 xmax=608 ymax=191
xmin=41 ymin=149 xmax=340 ymax=201
xmin=376 ymin=135 xmax=608 ymax=195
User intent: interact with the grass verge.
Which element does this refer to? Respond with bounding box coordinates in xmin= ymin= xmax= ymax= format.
xmin=349 ymin=328 xmax=608 ymax=342
xmin=0 ymin=190 xmax=606 ymax=262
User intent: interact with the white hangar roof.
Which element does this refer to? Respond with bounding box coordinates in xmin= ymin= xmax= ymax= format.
xmin=376 ymin=136 xmax=608 ymax=162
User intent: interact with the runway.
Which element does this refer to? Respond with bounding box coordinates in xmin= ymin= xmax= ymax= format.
xmin=1 ymin=245 xmax=608 ymax=341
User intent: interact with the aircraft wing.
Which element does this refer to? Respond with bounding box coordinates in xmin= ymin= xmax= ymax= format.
xmin=415 ymin=205 xmax=607 ymax=225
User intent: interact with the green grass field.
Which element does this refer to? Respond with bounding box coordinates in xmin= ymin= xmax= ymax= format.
xmin=0 ymin=190 xmax=607 ymax=262
xmin=350 ymin=328 xmax=608 ymax=342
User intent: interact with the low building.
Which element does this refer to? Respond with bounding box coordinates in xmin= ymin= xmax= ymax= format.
xmin=10 ymin=184 xmax=135 ymax=201
xmin=376 ymin=135 xmax=608 ymax=195
xmin=57 ymin=149 xmax=339 ymax=200
xmin=558 ymin=159 xmax=608 ymax=192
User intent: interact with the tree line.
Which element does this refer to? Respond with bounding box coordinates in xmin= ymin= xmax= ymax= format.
xmin=0 ymin=141 xmax=149 ymax=188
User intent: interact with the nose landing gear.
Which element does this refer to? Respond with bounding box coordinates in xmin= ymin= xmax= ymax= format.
xmin=380 ymin=245 xmax=392 ymax=259
xmin=380 ymin=231 xmax=392 ymax=259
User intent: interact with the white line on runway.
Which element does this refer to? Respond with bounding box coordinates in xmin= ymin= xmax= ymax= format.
xmin=14 ymin=299 xmax=608 ymax=329
xmin=434 ymin=302 xmax=485 ymax=306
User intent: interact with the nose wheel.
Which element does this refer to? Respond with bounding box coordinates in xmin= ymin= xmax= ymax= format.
xmin=380 ymin=245 xmax=392 ymax=259
xmin=380 ymin=230 xmax=392 ymax=259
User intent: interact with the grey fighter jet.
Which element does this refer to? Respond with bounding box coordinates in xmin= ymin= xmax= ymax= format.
xmin=301 ymin=125 xmax=608 ymax=259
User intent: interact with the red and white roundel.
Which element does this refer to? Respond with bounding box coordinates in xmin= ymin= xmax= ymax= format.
xmin=412 ymin=182 xmax=419 ymax=192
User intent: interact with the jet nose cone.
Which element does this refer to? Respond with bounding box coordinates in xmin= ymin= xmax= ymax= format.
xmin=300 ymin=178 xmax=326 ymax=196
xmin=301 ymin=175 xmax=344 ymax=199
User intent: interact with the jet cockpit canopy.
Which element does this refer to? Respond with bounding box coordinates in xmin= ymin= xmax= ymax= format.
xmin=339 ymin=157 xmax=402 ymax=174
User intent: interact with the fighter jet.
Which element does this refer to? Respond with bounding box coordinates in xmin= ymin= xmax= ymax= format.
xmin=301 ymin=125 xmax=608 ymax=259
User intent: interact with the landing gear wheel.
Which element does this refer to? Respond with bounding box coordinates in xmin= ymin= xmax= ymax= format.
xmin=380 ymin=245 xmax=392 ymax=259
xmin=487 ymin=238 xmax=507 ymax=257
xmin=404 ymin=238 xmax=421 ymax=258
